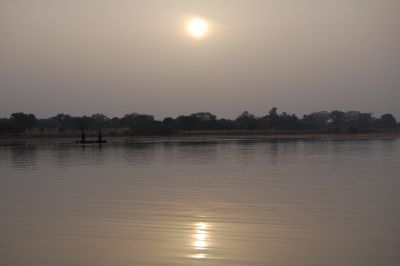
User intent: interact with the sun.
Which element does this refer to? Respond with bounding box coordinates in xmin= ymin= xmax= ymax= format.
xmin=186 ymin=17 xmax=210 ymax=39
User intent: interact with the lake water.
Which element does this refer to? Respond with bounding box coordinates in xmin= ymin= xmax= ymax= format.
xmin=1 ymin=138 xmax=400 ymax=266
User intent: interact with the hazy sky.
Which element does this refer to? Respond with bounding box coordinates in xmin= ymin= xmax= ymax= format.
xmin=1 ymin=0 xmax=399 ymax=119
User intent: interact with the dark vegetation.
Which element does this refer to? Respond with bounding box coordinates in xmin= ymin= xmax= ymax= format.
xmin=0 ymin=108 xmax=399 ymax=136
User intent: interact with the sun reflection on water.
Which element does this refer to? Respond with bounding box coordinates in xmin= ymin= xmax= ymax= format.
xmin=191 ymin=222 xmax=209 ymax=259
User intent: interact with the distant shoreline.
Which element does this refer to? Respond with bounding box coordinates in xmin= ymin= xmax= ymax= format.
xmin=1 ymin=130 xmax=400 ymax=144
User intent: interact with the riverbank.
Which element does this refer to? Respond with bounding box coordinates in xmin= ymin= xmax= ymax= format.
xmin=1 ymin=130 xmax=400 ymax=145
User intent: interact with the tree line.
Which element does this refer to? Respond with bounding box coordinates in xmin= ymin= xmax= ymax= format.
xmin=0 ymin=108 xmax=398 ymax=136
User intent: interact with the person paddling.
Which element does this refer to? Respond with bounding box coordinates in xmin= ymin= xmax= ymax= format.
xmin=98 ymin=130 xmax=102 ymax=142
xmin=81 ymin=130 xmax=86 ymax=142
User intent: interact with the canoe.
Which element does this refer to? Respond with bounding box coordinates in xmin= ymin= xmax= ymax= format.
xmin=76 ymin=140 xmax=107 ymax=144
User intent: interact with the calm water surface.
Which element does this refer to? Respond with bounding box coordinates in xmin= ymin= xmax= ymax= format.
xmin=0 ymin=138 xmax=399 ymax=266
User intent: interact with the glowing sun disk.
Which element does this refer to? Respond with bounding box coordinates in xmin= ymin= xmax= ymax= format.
xmin=187 ymin=18 xmax=209 ymax=38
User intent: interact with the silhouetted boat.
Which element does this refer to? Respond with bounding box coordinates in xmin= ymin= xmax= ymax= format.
xmin=76 ymin=140 xmax=107 ymax=144
xmin=76 ymin=130 xmax=107 ymax=144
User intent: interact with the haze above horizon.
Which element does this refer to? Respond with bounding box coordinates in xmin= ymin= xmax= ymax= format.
xmin=1 ymin=0 xmax=399 ymax=119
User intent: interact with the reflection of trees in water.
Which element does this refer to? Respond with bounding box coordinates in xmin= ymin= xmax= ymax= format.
xmin=10 ymin=145 xmax=38 ymax=170
xmin=233 ymin=139 xmax=301 ymax=165
xmin=326 ymin=139 xmax=376 ymax=159
xmin=379 ymin=139 xmax=398 ymax=155
xmin=266 ymin=140 xmax=298 ymax=166
xmin=50 ymin=144 xmax=75 ymax=168
xmin=162 ymin=141 xmax=218 ymax=165
xmin=160 ymin=139 xmax=307 ymax=168
xmin=122 ymin=143 xmax=158 ymax=167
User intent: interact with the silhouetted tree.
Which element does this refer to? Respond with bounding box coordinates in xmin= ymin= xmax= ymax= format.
xmin=162 ymin=117 xmax=177 ymax=133
xmin=236 ymin=111 xmax=258 ymax=130
xmin=261 ymin=108 xmax=299 ymax=130
xmin=216 ymin=119 xmax=237 ymax=130
xmin=122 ymin=113 xmax=156 ymax=134
xmin=9 ymin=112 xmax=37 ymax=134
xmin=301 ymin=111 xmax=330 ymax=130
xmin=0 ymin=118 xmax=11 ymax=134
xmin=267 ymin=107 xmax=279 ymax=128
xmin=279 ymin=112 xmax=300 ymax=130
xmin=191 ymin=112 xmax=218 ymax=130
xmin=329 ymin=110 xmax=347 ymax=131
xmin=0 ymin=109 xmax=398 ymax=135
xmin=75 ymin=116 xmax=91 ymax=132
xmin=106 ymin=117 xmax=122 ymax=129
xmin=175 ymin=115 xmax=197 ymax=130
xmin=49 ymin=113 xmax=75 ymax=133
xmin=91 ymin=113 xmax=109 ymax=129
xmin=375 ymin=114 xmax=397 ymax=129
xmin=356 ymin=113 xmax=373 ymax=131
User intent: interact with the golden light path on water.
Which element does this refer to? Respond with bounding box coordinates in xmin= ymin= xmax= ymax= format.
xmin=191 ymin=222 xmax=209 ymax=259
